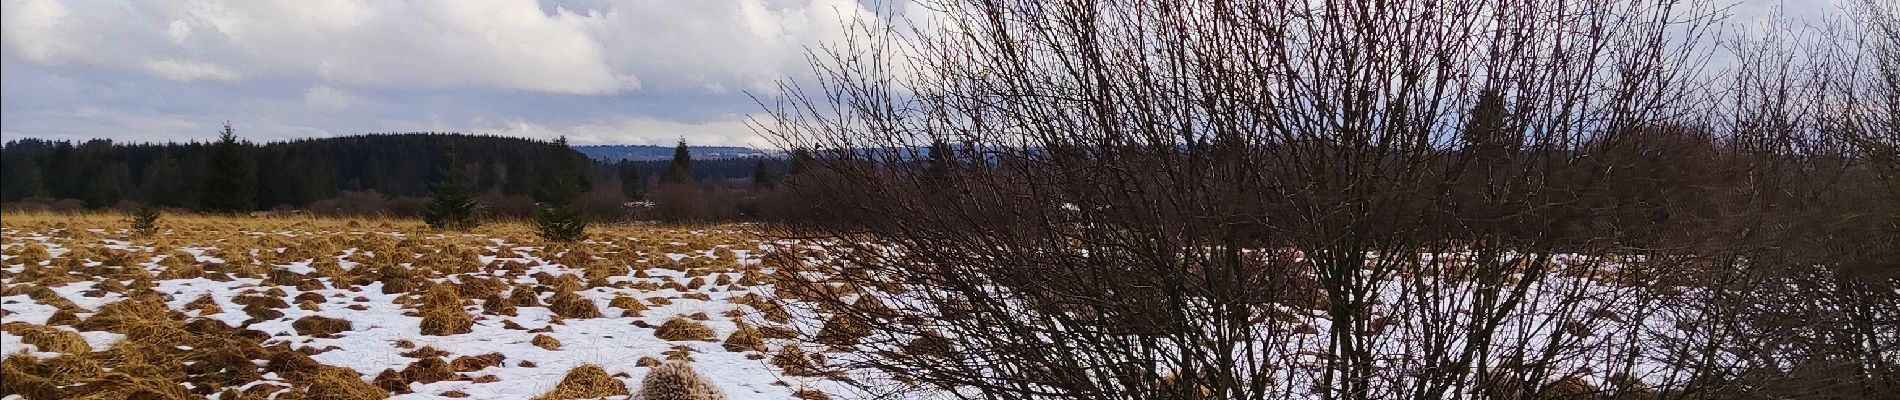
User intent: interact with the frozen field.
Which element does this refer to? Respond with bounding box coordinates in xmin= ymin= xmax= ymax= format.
xmin=1 ymin=213 xmax=852 ymax=400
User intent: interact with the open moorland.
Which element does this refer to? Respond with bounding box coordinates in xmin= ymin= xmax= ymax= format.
xmin=0 ymin=212 xmax=857 ymax=400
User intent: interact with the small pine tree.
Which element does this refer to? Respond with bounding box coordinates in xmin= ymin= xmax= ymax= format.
xmin=424 ymin=149 xmax=483 ymax=231
xmin=536 ymin=137 xmax=587 ymax=242
xmin=129 ymin=206 xmax=160 ymax=237
xmin=200 ymin=122 xmax=257 ymax=213
xmin=537 ymin=176 xmax=587 ymax=242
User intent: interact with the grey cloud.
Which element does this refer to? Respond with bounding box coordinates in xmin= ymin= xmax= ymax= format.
xmin=1 ymin=0 xmax=883 ymax=146
xmin=0 ymin=0 xmax=1854 ymax=147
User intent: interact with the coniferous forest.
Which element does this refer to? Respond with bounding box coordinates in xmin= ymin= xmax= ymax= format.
xmin=0 ymin=130 xmax=790 ymax=220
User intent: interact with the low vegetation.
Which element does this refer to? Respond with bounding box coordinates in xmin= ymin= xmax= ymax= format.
xmin=0 ymin=212 xmax=844 ymax=399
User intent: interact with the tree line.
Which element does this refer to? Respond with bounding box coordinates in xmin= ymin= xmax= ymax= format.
xmin=0 ymin=130 xmax=795 ymax=221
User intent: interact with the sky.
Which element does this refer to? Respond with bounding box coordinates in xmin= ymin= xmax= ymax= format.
xmin=0 ymin=0 xmax=1855 ymax=147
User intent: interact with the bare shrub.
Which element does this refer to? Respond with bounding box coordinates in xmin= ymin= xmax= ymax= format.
xmin=757 ymin=0 xmax=1896 ymax=398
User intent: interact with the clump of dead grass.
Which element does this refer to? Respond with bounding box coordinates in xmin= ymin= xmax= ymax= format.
xmin=449 ymin=353 xmax=506 ymax=372
xmin=400 ymin=357 xmax=454 ymax=384
xmin=758 ymin=325 xmax=801 ymax=340
xmin=792 ymin=388 xmax=831 ymax=400
xmin=418 ymin=285 xmax=474 ymax=336
xmin=609 ymin=295 xmax=648 ymax=317
xmin=400 ymin=346 xmax=451 ymax=358
xmin=546 ymin=289 xmax=604 ymax=319
xmin=305 ymin=366 xmax=390 ymax=400
xmin=721 ymin=323 xmax=765 ymax=352
xmin=814 ymin=314 xmax=872 ymax=347
xmin=373 ymin=368 xmax=411 ymax=394
xmin=730 ymin=293 xmax=791 ymax=324
xmin=481 ymin=294 xmax=519 ymax=316
xmin=183 ymin=293 xmax=223 ymax=315
xmin=534 ymin=364 xmax=629 ymax=400
xmin=771 ymin=346 xmax=822 ymax=377
xmin=44 ymin=309 xmax=80 ymax=325
xmin=532 ymin=334 xmax=563 ymax=350
xmin=653 ymin=317 xmax=716 ymax=341
xmin=292 ymin=315 xmax=354 ymax=337
xmin=506 ymin=285 xmax=543 ymax=307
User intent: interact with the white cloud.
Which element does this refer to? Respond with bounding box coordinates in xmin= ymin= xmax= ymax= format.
xmin=303 ymin=86 xmax=362 ymax=110
xmin=7 ymin=105 xmax=212 ymax=143
xmin=144 ymin=59 xmax=239 ymax=82
xmin=0 ymin=0 xmax=911 ymax=146
xmin=477 ymin=114 xmax=767 ymax=147
xmin=166 ymin=20 xmax=192 ymax=44
xmin=0 ymin=0 xmax=75 ymax=64
xmin=0 ymin=0 xmax=878 ymax=96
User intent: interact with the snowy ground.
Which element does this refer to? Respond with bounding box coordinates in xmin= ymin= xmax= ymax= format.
xmin=12 ymin=215 xmax=1866 ymax=399
xmin=1 ymin=216 xmax=857 ymax=400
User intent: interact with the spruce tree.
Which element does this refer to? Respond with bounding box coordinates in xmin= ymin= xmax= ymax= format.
xmin=200 ymin=122 xmax=257 ymax=213
xmin=142 ymin=149 xmax=185 ymax=207
xmin=662 ymin=139 xmax=693 ymax=184
xmin=1 ymin=156 xmax=43 ymax=202
xmin=476 ymin=158 xmax=501 ymax=193
xmin=751 ymin=159 xmax=777 ymax=188
xmin=536 ymin=137 xmax=587 ymax=242
xmin=925 ymin=139 xmax=954 ymax=180
xmin=617 ymin=161 xmax=645 ymax=199
xmin=46 ymin=143 xmax=79 ymax=199
xmin=84 ymin=161 xmax=130 ymax=209
xmin=129 ymin=206 xmax=160 ymax=237
xmin=424 ymin=149 xmax=483 ymax=231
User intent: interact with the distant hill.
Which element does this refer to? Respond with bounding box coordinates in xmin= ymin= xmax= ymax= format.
xmin=575 ymin=145 xmax=772 ymax=162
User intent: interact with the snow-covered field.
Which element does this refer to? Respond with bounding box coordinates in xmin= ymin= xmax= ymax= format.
xmin=1 ymin=214 xmax=853 ymax=400
xmin=10 ymin=214 xmax=1885 ymax=399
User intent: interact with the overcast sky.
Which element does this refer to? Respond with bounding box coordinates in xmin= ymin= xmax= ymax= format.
xmin=0 ymin=0 xmax=1853 ymax=147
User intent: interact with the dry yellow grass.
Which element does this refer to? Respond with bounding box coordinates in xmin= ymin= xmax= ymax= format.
xmin=609 ymin=295 xmax=649 ymax=317
xmin=535 ymin=364 xmax=629 ymax=400
xmin=654 ymin=317 xmax=716 ymax=341
xmin=3 ymin=324 xmax=92 ymax=354
xmin=1 ymin=211 xmax=802 ymax=398
xmin=532 ymin=334 xmax=564 ymax=350
xmin=814 ymin=314 xmax=872 ymax=347
xmin=721 ymin=323 xmax=765 ymax=352
xmin=373 ymin=368 xmax=412 ymax=394
xmin=418 ymin=285 xmax=475 ymax=336
xmin=448 ymin=353 xmax=507 ymax=372
xmin=400 ymin=357 xmax=455 ymax=384
xmin=770 ymin=346 xmax=822 ymax=377
xmin=292 ymin=315 xmax=354 ymax=337
xmin=305 ymin=366 xmax=391 ymax=400
xmin=546 ymin=289 xmax=604 ymax=319
xmin=792 ymin=388 xmax=831 ymax=400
